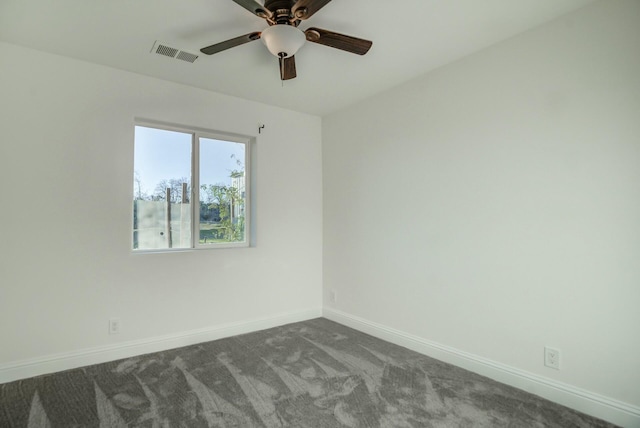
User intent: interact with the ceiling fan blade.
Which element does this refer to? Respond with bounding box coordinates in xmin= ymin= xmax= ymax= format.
xmin=231 ymin=0 xmax=272 ymax=19
xmin=304 ymin=28 xmax=372 ymax=55
xmin=279 ymin=55 xmax=297 ymax=80
xmin=291 ymin=0 xmax=332 ymax=20
xmin=200 ymin=32 xmax=261 ymax=55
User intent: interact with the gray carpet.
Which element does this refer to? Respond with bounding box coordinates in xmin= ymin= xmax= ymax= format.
xmin=0 ymin=318 xmax=617 ymax=427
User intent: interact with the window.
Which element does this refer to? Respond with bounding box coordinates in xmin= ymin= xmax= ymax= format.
xmin=133 ymin=124 xmax=250 ymax=251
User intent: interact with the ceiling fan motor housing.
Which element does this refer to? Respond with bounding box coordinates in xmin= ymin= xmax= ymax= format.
xmin=264 ymin=1 xmax=295 ymax=13
xmin=263 ymin=0 xmax=306 ymax=24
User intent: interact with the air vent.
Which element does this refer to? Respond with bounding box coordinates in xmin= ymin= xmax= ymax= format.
xmin=151 ymin=41 xmax=199 ymax=64
xmin=156 ymin=44 xmax=178 ymax=58
xmin=176 ymin=51 xmax=198 ymax=63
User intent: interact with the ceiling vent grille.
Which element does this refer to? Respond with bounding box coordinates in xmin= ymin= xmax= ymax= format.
xmin=176 ymin=51 xmax=199 ymax=63
xmin=151 ymin=41 xmax=199 ymax=63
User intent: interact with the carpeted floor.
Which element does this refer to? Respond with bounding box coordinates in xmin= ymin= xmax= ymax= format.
xmin=0 ymin=318 xmax=618 ymax=427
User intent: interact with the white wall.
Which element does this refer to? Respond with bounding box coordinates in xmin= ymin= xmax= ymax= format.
xmin=0 ymin=42 xmax=322 ymax=368
xmin=323 ymin=0 xmax=639 ymax=414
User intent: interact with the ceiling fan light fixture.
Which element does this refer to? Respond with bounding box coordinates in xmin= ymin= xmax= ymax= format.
xmin=261 ymin=24 xmax=305 ymax=58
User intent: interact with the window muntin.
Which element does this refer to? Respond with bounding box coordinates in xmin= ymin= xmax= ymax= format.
xmin=133 ymin=124 xmax=250 ymax=251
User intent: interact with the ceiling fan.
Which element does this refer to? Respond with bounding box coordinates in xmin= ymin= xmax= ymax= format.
xmin=200 ymin=0 xmax=373 ymax=81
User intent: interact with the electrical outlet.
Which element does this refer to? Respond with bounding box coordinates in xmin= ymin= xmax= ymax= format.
xmin=330 ymin=290 xmax=337 ymax=304
xmin=544 ymin=347 xmax=560 ymax=370
xmin=109 ymin=318 xmax=121 ymax=335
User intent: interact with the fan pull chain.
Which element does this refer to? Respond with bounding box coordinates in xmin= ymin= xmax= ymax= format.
xmin=279 ymin=53 xmax=285 ymax=87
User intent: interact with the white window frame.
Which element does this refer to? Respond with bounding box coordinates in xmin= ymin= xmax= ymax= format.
xmin=133 ymin=120 xmax=252 ymax=251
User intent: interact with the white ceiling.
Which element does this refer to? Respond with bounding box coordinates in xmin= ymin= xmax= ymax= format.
xmin=0 ymin=0 xmax=596 ymax=116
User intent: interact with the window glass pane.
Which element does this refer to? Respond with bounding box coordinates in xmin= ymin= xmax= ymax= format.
xmin=133 ymin=126 xmax=192 ymax=250
xmin=199 ymin=138 xmax=246 ymax=245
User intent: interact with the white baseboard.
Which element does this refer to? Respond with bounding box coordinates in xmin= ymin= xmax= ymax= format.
xmin=323 ymin=308 xmax=640 ymax=428
xmin=0 ymin=308 xmax=322 ymax=385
